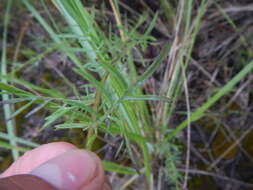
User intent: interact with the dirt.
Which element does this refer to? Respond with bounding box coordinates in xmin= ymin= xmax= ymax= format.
xmin=1 ymin=0 xmax=253 ymax=189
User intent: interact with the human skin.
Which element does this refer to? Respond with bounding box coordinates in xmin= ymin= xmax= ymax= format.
xmin=0 ymin=142 xmax=111 ymax=190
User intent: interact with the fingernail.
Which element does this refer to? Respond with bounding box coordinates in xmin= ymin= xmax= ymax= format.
xmin=30 ymin=150 xmax=97 ymax=190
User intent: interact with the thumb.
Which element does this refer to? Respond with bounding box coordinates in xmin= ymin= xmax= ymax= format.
xmin=0 ymin=174 xmax=60 ymax=190
xmin=30 ymin=149 xmax=107 ymax=190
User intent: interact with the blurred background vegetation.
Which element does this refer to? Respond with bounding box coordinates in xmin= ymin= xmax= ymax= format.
xmin=0 ymin=0 xmax=253 ymax=189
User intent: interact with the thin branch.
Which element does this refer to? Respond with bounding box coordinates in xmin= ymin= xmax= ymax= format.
xmin=109 ymin=0 xmax=126 ymax=42
xmin=178 ymin=168 xmax=253 ymax=188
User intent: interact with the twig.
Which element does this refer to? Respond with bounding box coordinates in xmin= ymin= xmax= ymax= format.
xmin=181 ymin=48 xmax=191 ymax=189
xmin=191 ymin=59 xmax=221 ymax=87
xmin=109 ymin=0 xmax=126 ymax=42
xmin=178 ymin=168 xmax=253 ymax=188
xmin=208 ymin=123 xmax=253 ymax=170
xmin=209 ymin=5 xmax=253 ymax=19
xmin=13 ymin=19 xmax=31 ymax=63
xmin=119 ymin=168 xmax=145 ymax=190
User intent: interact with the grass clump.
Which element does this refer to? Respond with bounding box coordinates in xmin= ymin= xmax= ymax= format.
xmin=1 ymin=0 xmax=253 ymax=189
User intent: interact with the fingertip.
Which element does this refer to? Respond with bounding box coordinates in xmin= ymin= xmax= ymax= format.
xmin=1 ymin=142 xmax=78 ymax=177
xmin=1 ymin=142 xmax=109 ymax=190
xmin=79 ymin=152 xmax=106 ymax=190
xmin=31 ymin=149 xmax=98 ymax=190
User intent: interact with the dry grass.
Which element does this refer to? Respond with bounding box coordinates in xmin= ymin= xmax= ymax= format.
xmin=0 ymin=0 xmax=253 ymax=189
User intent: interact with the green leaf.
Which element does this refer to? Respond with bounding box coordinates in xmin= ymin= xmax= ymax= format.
xmin=166 ymin=59 xmax=253 ymax=141
xmin=0 ymin=132 xmax=39 ymax=148
xmin=42 ymin=106 xmax=72 ymax=129
xmin=122 ymin=95 xmax=171 ymax=103
xmin=7 ymin=99 xmax=35 ymax=120
xmin=0 ymin=82 xmax=32 ymax=96
xmin=55 ymin=123 xmax=90 ymax=129
xmin=0 ymin=141 xmax=30 ymax=152
xmin=103 ymin=161 xmax=138 ymax=175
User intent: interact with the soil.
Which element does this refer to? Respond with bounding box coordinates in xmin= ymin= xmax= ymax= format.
xmin=0 ymin=0 xmax=253 ymax=189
